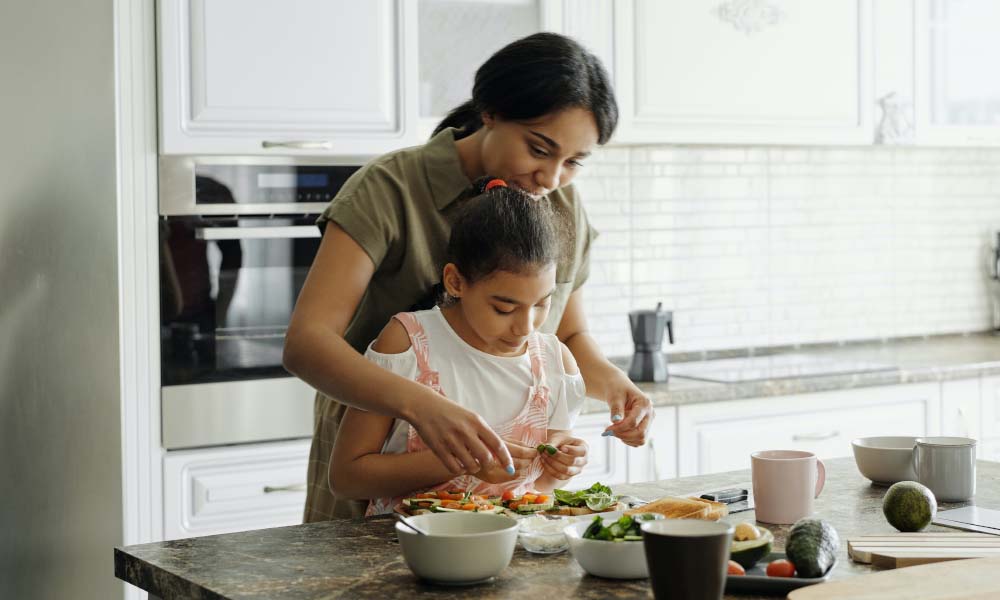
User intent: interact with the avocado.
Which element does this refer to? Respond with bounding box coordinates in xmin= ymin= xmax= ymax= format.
xmin=785 ymin=518 xmax=839 ymax=578
xmin=882 ymin=481 xmax=937 ymax=532
xmin=729 ymin=526 xmax=774 ymax=568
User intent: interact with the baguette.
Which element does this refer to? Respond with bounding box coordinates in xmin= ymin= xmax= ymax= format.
xmin=625 ymin=496 xmax=712 ymax=520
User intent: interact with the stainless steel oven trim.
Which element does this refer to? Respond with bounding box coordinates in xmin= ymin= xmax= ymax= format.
xmin=159 ymin=154 xmax=366 ymax=216
xmin=162 ymin=378 xmax=315 ymax=449
xmin=194 ymin=225 xmax=321 ymax=240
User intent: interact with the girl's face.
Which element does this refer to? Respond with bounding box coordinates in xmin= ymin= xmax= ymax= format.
xmin=479 ymin=107 xmax=599 ymax=199
xmin=442 ymin=263 xmax=557 ymax=357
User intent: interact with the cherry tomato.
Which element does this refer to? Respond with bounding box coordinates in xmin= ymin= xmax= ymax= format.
xmin=727 ymin=560 xmax=746 ymax=576
xmin=523 ymin=493 xmax=538 ymax=503
xmin=501 ymin=490 xmax=516 ymax=501
xmin=766 ymin=559 xmax=796 ymax=578
xmin=534 ymin=494 xmax=550 ymax=504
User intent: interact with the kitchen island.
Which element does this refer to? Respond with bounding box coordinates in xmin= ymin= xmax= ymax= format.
xmin=115 ymin=458 xmax=1000 ymax=599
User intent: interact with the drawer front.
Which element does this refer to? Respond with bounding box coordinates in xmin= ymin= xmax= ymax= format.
xmin=678 ymin=384 xmax=939 ymax=477
xmin=164 ymin=440 xmax=310 ymax=540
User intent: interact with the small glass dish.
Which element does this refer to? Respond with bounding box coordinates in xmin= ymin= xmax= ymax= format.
xmin=518 ymin=530 xmax=569 ymax=554
xmin=517 ymin=513 xmax=571 ymax=554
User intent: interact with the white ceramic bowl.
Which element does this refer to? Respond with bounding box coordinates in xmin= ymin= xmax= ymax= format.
xmin=564 ymin=512 xmax=662 ymax=579
xmin=395 ymin=512 xmax=518 ymax=584
xmin=852 ymin=436 xmax=918 ymax=484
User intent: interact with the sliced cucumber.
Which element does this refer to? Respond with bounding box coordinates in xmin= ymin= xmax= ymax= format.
xmin=515 ymin=501 xmax=555 ymax=513
xmin=402 ymin=498 xmax=442 ymax=508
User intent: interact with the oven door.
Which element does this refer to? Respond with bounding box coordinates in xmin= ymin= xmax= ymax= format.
xmin=160 ymin=215 xmax=321 ymax=448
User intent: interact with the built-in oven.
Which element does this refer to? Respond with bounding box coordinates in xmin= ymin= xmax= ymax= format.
xmin=158 ymin=156 xmax=361 ymax=449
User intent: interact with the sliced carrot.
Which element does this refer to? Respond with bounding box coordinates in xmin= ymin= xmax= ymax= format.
xmin=523 ymin=493 xmax=537 ymax=502
xmin=534 ymin=495 xmax=549 ymax=504
xmin=461 ymin=503 xmax=477 ymax=510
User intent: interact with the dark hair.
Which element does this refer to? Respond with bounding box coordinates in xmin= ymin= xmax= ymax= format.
xmin=433 ymin=32 xmax=618 ymax=144
xmin=411 ymin=178 xmax=564 ymax=310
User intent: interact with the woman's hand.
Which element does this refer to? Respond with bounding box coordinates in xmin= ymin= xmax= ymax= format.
xmin=407 ymin=391 xmax=515 ymax=476
xmin=539 ymin=433 xmax=589 ymax=481
xmin=475 ymin=439 xmax=537 ymax=484
xmin=601 ymin=374 xmax=655 ymax=447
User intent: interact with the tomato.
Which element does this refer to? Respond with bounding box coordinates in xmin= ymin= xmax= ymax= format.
xmin=508 ymin=501 xmax=521 ymax=510
xmin=534 ymin=494 xmax=550 ymax=504
xmin=766 ymin=559 xmax=796 ymax=578
xmin=461 ymin=503 xmax=477 ymax=511
xmin=523 ymin=493 xmax=538 ymax=502
xmin=727 ymin=560 xmax=745 ymax=576
xmin=501 ymin=490 xmax=516 ymax=501
xmin=441 ymin=501 xmax=462 ymax=509
xmin=416 ymin=493 xmax=435 ymax=499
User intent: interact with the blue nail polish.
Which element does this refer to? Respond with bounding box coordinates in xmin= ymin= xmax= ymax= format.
xmin=612 ymin=414 xmax=623 ymax=422
xmin=602 ymin=431 xmax=614 ymax=437
xmin=506 ymin=465 xmax=515 ymax=474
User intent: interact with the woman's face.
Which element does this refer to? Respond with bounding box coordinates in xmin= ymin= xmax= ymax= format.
xmin=442 ymin=263 xmax=557 ymax=357
xmin=479 ymin=107 xmax=599 ymax=199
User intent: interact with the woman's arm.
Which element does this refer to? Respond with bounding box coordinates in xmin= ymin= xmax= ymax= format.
xmin=556 ymin=289 xmax=654 ymax=447
xmin=329 ymin=406 xmax=457 ymax=499
xmin=284 ymin=222 xmax=513 ymax=474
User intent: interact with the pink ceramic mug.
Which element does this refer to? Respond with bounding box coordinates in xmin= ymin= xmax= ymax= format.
xmin=751 ymin=450 xmax=826 ymax=525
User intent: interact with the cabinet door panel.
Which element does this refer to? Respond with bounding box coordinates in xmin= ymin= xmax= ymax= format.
xmin=573 ymin=413 xmax=629 ymax=487
xmin=160 ymin=0 xmax=415 ymax=154
xmin=981 ymin=376 xmax=1000 ymax=440
xmin=614 ymin=0 xmax=872 ymax=145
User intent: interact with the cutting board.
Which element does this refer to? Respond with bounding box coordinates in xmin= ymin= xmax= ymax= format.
xmin=848 ymin=532 xmax=1000 ymax=568
xmin=787 ymin=556 xmax=1000 ymax=599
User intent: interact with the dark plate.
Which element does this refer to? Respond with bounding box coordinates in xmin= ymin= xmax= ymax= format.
xmin=724 ymin=552 xmax=834 ymax=595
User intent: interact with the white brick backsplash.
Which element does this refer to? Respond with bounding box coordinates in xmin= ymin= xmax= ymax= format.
xmin=574 ymin=145 xmax=1000 ymax=355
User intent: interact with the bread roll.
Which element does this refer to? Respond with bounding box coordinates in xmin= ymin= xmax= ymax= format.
xmin=625 ymin=496 xmax=712 ymax=520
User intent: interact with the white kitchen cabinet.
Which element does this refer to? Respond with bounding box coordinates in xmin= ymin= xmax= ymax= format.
xmin=980 ymin=375 xmax=1000 ymax=440
xmin=914 ymin=0 xmax=1000 ymax=146
xmin=158 ymin=0 xmax=418 ymax=156
xmin=676 ymin=383 xmax=940 ymax=477
xmin=941 ymin=377 xmax=982 ymax=438
xmin=612 ymin=0 xmax=874 ymax=145
xmin=163 ymin=440 xmax=310 ymax=540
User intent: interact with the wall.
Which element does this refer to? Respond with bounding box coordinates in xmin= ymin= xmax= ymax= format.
xmin=0 ymin=1 xmax=124 ymax=598
xmin=577 ymin=146 xmax=1000 ymax=358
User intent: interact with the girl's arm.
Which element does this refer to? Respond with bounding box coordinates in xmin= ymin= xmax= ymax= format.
xmin=284 ymin=222 xmax=512 ymax=474
xmin=556 ymin=289 xmax=654 ymax=447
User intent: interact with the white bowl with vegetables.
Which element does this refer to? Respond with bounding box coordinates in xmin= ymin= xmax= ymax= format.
xmin=564 ymin=512 xmax=664 ymax=579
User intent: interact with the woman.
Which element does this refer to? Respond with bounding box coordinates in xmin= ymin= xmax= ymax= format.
xmin=284 ymin=32 xmax=654 ymax=521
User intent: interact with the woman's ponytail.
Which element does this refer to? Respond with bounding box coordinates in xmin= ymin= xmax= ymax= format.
xmin=432 ymin=99 xmax=482 ymax=139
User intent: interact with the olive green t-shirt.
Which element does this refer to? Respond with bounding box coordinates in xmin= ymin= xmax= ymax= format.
xmin=316 ymin=127 xmax=598 ymax=353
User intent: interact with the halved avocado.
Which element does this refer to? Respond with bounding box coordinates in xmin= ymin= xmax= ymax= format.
xmin=730 ymin=526 xmax=774 ymax=569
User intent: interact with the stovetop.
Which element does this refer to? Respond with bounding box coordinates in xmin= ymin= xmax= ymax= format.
xmin=668 ymin=352 xmax=898 ymax=383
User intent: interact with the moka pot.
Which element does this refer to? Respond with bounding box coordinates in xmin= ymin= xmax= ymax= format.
xmin=627 ymin=303 xmax=674 ymax=382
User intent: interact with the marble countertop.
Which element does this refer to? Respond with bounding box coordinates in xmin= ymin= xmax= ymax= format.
xmin=579 ymin=332 xmax=1000 ymax=413
xmin=115 ymin=458 xmax=1000 ymax=599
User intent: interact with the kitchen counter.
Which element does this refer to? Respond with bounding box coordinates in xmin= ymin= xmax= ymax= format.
xmin=115 ymin=458 xmax=1000 ymax=599
xmin=579 ymin=332 xmax=1000 ymax=413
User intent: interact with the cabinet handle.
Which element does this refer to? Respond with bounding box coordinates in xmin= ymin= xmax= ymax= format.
xmin=792 ymin=431 xmax=840 ymax=441
xmin=263 ymin=483 xmax=307 ymax=493
xmin=261 ymin=140 xmax=333 ymax=150
xmin=195 ymin=225 xmax=320 ymax=241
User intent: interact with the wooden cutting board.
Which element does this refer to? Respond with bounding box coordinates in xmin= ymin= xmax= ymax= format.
xmin=787 ymin=556 xmax=1000 ymax=599
xmin=848 ymin=532 xmax=1000 ymax=568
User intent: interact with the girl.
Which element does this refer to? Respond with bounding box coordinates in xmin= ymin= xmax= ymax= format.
xmin=285 ymin=32 xmax=654 ymax=521
xmin=329 ymin=179 xmax=587 ymax=512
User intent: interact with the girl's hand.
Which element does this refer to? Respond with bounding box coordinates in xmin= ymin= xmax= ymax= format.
xmin=540 ymin=434 xmax=589 ymax=481
xmin=408 ymin=391 xmax=515 ymax=475
xmin=602 ymin=375 xmax=655 ymax=447
xmin=475 ymin=439 xmax=536 ymax=484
